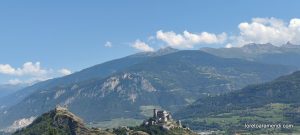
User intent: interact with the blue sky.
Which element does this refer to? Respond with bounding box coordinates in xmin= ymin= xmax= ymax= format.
xmin=1 ymin=0 xmax=300 ymax=84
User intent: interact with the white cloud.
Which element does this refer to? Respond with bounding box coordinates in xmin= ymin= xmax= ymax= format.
xmin=0 ymin=62 xmax=72 ymax=85
xmin=58 ymin=68 xmax=72 ymax=76
xmin=230 ymin=17 xmax=300 ymax=47
xmin=290 ymin=18 xmax=300 ymax=28
xmin=225 ymin=43 xmax=233 ymax=48
xmin=0 ymin=62 xmax=47 ymax=76
xmin=132 ymin=40 xmax=154 ymax=52
xmin=156 ymin=30 xmax=227 ymax=48
xmin=104 ymin=41 xmax=112 ymax=47
xmin=6 ymin=77 xmax=51 ymax=85
xmin=0 ymin=64 xmax=15 ymax=75
xmin=150 ymin=17 xmax=300 ymax=48
xmin=7 ymin=79 xmax=23 ymax=85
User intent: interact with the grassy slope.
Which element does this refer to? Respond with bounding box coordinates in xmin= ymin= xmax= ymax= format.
xmin=176 ymin=71 xmax=300 ymax=134
xmin=183 ymin=103 xmax=300 ymax=134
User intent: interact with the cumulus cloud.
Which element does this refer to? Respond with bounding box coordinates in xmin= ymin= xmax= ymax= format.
xmin=104 ymin=41 xmax=112 ymax=47
xmin=151 ymin=17 xmax=300 ymax=48
xmin=230 ymin=17 xmax=300 ymax=47
xmin=156 ymin=30 xmax=227 ymax=48
xmin=6 ymin=77 xmax=51 ymax=85
xmin=58 ymin=68 xmax=72 ymax=76
xmin=225 ymin=43 xmax=233 ymax=48
xmin=0 ymin=62 xmax=72 ymax=85
xmin=132 ymin=40 xmax=155 ymax=52
xmin=7 ymin=79 xmax=23 ymax=85
xmin=0 ymin=64 xmax=15 ymax=75
xmin=0 ymin=62 xmax=47 ymax=76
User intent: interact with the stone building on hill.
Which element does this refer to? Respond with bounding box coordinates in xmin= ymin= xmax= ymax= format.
xmin=143 ymin=109 xmax=177 ymax=127
xmin=153 ymin=109 xmax=172 ymax=122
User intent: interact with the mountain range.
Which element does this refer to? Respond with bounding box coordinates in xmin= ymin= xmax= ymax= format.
xmin=0 ymin=47 xmax=178 ymax=110
xmin=0 ymin=46 xmax=296 ymax=130
xmin=201 ymin=42 xmax=300 ymax=67
xmin=0 ymin=84 xmax=26 ymax=99
xmin=1 ymin=44 xmax=300 ymax=133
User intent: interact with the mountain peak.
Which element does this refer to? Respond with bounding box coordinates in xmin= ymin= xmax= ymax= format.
xmin=281 ymin=41 xmax=300 ymax=49
xmin=243 ymin=43 xmax=277 ymax=48
xmin=241 ymin=43 xmax=280 ymax=54
xmin=132 ymin=47 xmax=178 ymax=57
xmin=156 ymin=46 xmax=178 ymax=53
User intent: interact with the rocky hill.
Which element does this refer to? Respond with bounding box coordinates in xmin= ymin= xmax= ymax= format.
xmin=12 ymin=107 xmax=195 ymax=135
xmin=13 ymin=106 xmax=113 ymax=135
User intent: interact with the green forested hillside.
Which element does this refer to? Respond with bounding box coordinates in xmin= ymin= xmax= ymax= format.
xmin=176 ymin=71 xmax=300 ymax=134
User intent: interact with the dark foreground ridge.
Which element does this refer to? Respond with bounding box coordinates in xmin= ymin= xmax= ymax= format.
xmin=13 ymin=107 xmax=196 ymax=135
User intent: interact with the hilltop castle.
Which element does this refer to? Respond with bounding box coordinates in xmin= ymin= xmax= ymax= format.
xmin=55 ymin=105 xmax=68 ymax=112
xmin=153 ymin=109 xmax=172 ymax=122
xmin=143 ymin=109 xmax=183 ymax=128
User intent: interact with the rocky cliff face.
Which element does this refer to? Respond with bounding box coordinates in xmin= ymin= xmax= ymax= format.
xmin=3 ymin=117 xmax=35 ymax=133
